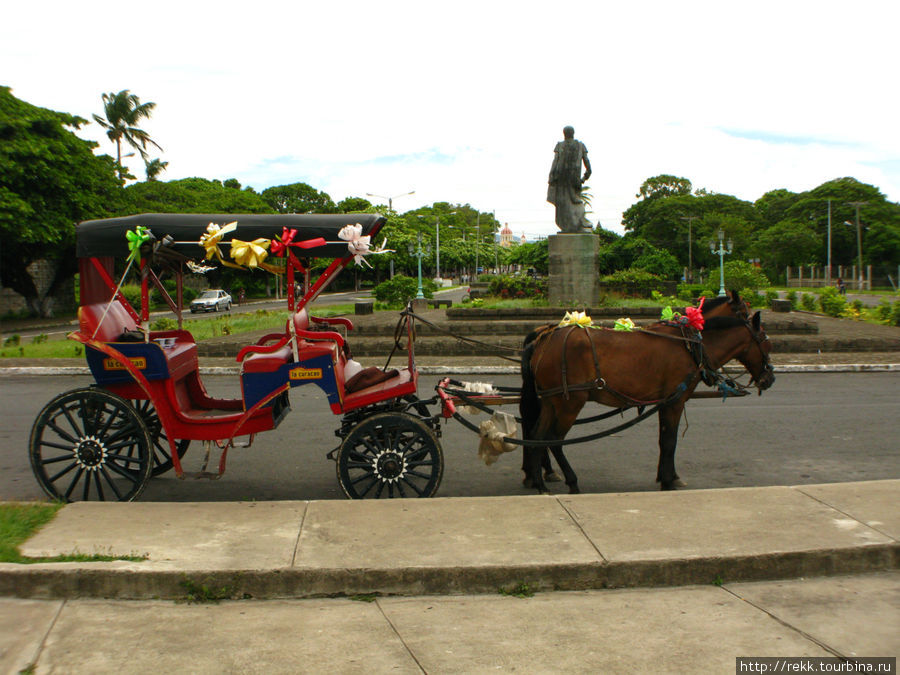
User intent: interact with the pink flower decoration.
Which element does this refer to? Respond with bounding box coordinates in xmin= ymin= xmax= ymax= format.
xmin=685 ymin=297 xmax=705 ymax=330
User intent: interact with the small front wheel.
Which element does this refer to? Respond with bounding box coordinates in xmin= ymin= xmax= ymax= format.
xmin=29 ymin=388 xmax=153 ymax=502
xmin=336 ymin=413 xmax=443 ymax=499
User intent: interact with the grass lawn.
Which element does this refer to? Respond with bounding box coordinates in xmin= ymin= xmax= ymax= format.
xmin=0 ymin=502 xmax=146 ymax=564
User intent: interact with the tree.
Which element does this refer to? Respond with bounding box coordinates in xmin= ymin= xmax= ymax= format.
xmin=753 ymin=220 xmax=821 ymax=280
xmin=93 ymin=90 xmax=162 ymax=181
xmin=0 ymin=87 xmax=123 ymax=315
xmin=336 ymin=196 xmax=372 ymax=213
xmin=123 ymin=177 xmax=275 ymax=214
xmin=636 ymin=174 xmax=692 ymax=200
xmin=261 ymin=182 xmax=337 ymax=213
xmin=144 ymin=157 xmax=168 ymax=181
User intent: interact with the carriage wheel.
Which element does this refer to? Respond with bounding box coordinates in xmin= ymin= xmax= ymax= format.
xmin=336 ymin=413 xmax=443 ymax=499
xmin=131 ymin=399 xmax=190 ymax=476
xmin=29 ymin=388 xmax=153 ymax=502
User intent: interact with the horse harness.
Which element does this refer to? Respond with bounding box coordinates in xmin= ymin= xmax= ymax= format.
xmin=532 ymin=319 xmax=753 ymax=405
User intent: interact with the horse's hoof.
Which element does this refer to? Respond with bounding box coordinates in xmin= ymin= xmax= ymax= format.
xmin=673 ymin=478 xmax=687 ymax=488
xmin=544 ymin=471 xmax=562 ymax=483
xmin=522 ymin=477 xmax=534 ymax=489
xmin=568 ymin=485 xmax=581 ymax=494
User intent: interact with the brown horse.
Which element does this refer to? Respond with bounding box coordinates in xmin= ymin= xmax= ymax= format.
xmin=519 ymin=291 xmax=775 ymax=494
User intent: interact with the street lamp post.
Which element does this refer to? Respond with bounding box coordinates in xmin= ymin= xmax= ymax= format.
xmin=846 ymin=201 xmax=867 ymax=289
xmin=709 ymin=228 xmax=733 ymax=297
xmin=680 ymin=215 xmax=699 ymax=282
xmin=407 ymin=233 xmax=431 ymax=299
xmin=417 ymin=211 xmax=455 ymax=281
xmin=365 ymin=190 xmax=415 ymax=213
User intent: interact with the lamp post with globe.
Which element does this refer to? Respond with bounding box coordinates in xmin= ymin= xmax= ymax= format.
xmin=407 ymin=233 xmax=431 ymax=299
xmin=709 ymin=228 xmax=733 ymax=297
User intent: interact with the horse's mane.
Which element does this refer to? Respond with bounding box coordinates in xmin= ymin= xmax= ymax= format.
xmin=701 ymin=295 xmax=730 ymax=314
xmin=703 ymin=316 xmax=746 ymax=332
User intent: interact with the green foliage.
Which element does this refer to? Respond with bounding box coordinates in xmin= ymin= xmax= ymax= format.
xmin=765 ymin=290 xmax=779 ymax=308
xmin=801 ymin=293 xmax=817 ymax=311
xmin=0 ymin=502 xmax=64 ymax=563
xmin=487 ymin=274 xmax=547 ymax=299
xmin=786 ymin=291 xmax=799 ymax=309
xmin=92 ymin=89 xmax=161 ymax=179
xmin=706 ymin=260 xmax=769 ymax=296
xmin=498 ymin=581 xmax=535 ymax=598
xmin=372 ymin=275 xmax=434 ymax=305
xmin=179 ymin=577 xmax=233 ymax=604
xmin=261 ymin=182 xmax=337 ymax=214
xmin=124 ymin=177 xmax=274 ymax=214
xmin=506 ymin=240 xmax=549 ymax=274
xmin=633 ymin=247 xmax=681 ymax=279
xmin=601 ymin=268 xmax=667 ymax=298
xmin=818 ymin=286 xmax=847 ymax=317
xmin=1 ymin=87 xmax=122 ymax=316
xmin=150 ymin=317 xmax=178 ymax=331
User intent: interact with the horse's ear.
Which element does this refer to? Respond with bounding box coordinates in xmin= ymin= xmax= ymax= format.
xmin=731 ymin=290 xmax=741 ymax=304
xmin=752 ymin=311 xmax=761 ymax=330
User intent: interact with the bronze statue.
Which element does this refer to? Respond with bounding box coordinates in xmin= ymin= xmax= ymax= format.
xmin=547 ymin=126 xmax=592 ymax=233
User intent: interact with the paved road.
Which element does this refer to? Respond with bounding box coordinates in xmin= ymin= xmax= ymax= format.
xmin=2 ymin=372 xmax=897 ymax=502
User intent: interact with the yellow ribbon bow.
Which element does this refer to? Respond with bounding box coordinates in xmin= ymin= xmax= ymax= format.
xmin=230 ymin=238 xmax=270 ymax=269
xmin=559 ymin=311 xmax=592 ymax=328
xmin=199 ymin=221 xmax=238 ymax=264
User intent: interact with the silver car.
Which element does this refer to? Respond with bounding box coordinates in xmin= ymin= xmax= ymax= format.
xmin=190 ymin=289 xmax=232 ymax=313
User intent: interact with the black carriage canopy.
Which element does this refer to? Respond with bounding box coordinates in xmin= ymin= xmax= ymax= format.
xmin=75 ymin=213 xmax=387 ymax=260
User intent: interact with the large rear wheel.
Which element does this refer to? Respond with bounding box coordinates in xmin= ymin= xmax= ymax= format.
xmin=336 ymin=413 xmax=443 ymax=499
xmin=29 ymin=388 xmax=153 ymax=502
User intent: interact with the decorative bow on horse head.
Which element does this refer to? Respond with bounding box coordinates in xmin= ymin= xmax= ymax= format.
xmin=660 ymin=297 xmax=705 ymax=331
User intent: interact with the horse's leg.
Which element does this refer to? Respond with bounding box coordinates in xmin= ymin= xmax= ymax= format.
xmin=546 ymin=404 xmax=581 ymax=494
xmin=522 ymin=449 xmax=559 ymax=486
xmin=524 ymin=406 xmax=559 ymax=494
xmin=656 ymin=402 xmax=685 ymax=490
xmin=548 ymin=445 xmax=579 ymax=494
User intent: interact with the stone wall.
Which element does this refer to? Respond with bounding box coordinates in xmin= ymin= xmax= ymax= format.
xmin=0 ymin=260 xmax=76 ymax=317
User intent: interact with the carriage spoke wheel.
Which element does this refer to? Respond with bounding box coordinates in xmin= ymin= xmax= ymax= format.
xmin=29 ymin=388 xmax=153 ymax=502
xmin=130 ymin=399 xmax=190 ymax=476
xmin=336 ymin=413 xmax=443 ymax=499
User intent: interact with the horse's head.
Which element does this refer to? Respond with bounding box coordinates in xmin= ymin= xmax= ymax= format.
xmin=734 ymin=309 xmax=775 ymax=394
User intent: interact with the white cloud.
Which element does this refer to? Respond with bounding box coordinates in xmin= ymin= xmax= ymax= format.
xmin=4 ymin=0 xmax=898 ymax=238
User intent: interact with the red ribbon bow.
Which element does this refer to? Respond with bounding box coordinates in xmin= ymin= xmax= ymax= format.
xmin=684 ymin=297 xmax=705 ymax=330
xmin=271 ymin=227 xmax=297 ymax=256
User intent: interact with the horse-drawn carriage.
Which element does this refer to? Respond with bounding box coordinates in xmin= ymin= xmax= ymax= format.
xmin=28 ymin=212 xmax=774 ymax=503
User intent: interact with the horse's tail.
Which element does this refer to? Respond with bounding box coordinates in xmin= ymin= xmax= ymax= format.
xmin=519 ymin=329 xmax=542 ymax=438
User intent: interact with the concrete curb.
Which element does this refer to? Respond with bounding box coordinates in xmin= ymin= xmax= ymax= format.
xmin=1 ymin=545 xmax=895 ymax=602
xmin=2 ymin=364 xmax=899 ymax=376
xmin=2 ymin=482 xmax=897 ymax=601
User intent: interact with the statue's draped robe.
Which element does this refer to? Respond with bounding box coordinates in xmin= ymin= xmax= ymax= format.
xmin=547 ymin=139 xmax=589 ymax=233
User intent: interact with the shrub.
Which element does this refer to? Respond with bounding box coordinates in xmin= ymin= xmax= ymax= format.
xmin=601 ymin=268 xmax=668 ymax=298
xmin=373 ymin=275 xmax=434 ymax=306
xmin=818 ymin=287 xmax=847 ymax=317
xmin=151 ymin=317 xmax=178 ymax=331
xmin=786 ymin=291 xmax=799 ymax=309
xmin=801 ymin=293 xmax=817 ymax=311
xmin=765 ymin=290 xmax=779 ymax=308
xmin=705 ymin=260 xmax=769 ymax=297
xmin=487 ymin=274 xmax=547 ymax=299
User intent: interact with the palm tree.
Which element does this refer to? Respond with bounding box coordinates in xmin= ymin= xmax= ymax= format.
xmin=144 ymin=157 xmax=168 ymax=181
xmin=93 ymin=90 xmax=162 ymax=180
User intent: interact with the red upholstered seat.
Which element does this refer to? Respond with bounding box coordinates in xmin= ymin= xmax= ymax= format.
xmin=241 ymin=345 xmax=294 ymax=373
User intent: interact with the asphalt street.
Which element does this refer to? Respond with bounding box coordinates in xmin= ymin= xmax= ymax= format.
xmin=3 ymin=371 xmax=898 ymax=502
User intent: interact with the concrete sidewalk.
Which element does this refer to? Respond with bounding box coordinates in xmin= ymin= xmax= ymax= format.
xmin=3 ymin=480 xmax=897 ymax=601
xmin=4 ymin=573 xmax=897 ymax=673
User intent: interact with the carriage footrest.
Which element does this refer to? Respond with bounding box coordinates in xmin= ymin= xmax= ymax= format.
xmin=179 ymin=471 xmax=223 ymax=480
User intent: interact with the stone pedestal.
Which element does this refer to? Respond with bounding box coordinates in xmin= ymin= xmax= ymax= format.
xmin=548 ymin=233 xmax=599 ymax=307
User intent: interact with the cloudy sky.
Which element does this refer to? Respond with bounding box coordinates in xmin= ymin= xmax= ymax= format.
xmin=5 ymin=0 xmax=898 ymax=238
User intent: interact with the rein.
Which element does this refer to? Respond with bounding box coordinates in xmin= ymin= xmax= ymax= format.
xmin=444 ymin=374 xmax=696 ymax=448
xmin=402 ymin=306 xmax=523 ymax=363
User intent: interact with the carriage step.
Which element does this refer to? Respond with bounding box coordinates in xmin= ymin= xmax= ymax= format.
xmin=179 ymin=471 xmax=223 ymax=480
